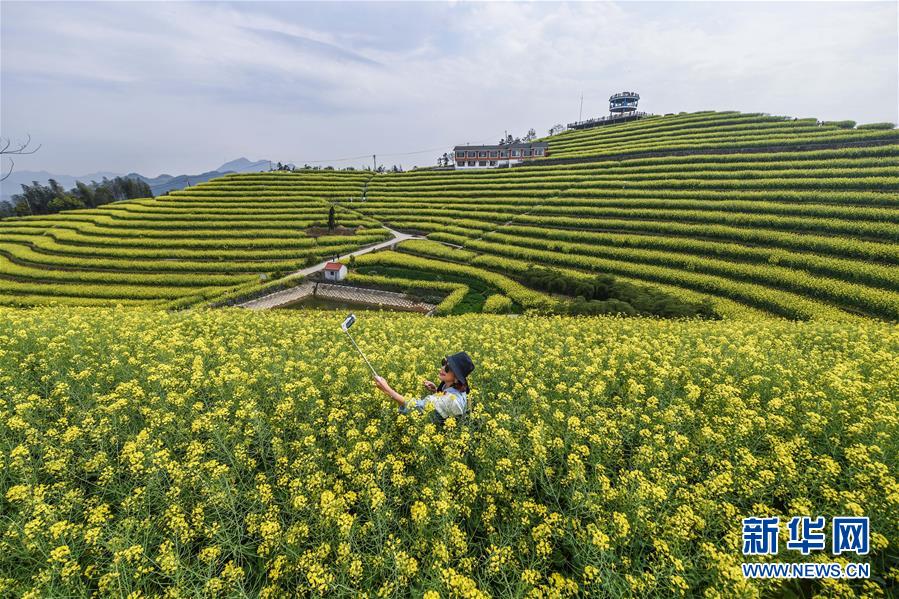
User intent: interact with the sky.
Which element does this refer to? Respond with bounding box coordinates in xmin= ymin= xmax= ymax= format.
xmin=1 ymin=1 xmax=897 ymax=178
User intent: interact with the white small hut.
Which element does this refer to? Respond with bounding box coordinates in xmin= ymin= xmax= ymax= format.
xmin=323 ymin=261 xmax=347 ymax=281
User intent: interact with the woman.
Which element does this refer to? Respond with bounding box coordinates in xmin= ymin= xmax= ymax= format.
xmin=374 ymin=351 xmax=475 ymax=425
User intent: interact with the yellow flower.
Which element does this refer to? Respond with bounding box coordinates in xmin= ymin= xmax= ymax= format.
xmin=411 ymin=501 xmax=428 ymax=525
xmin=5 ymin=484 xmax=29 ymax=503
xmin=199 ymin=546 xmax=221 ymax=564
xmin=521 ymin=568 xmax=541 ymax=586
xmin=48 ymin=545 xmax=71 ymax=565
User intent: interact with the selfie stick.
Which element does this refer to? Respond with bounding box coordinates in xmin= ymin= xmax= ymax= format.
xmin=341 ymin=313 xmax=379 ymax=378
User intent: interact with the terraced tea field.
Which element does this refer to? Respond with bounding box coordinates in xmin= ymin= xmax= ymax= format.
xmin=341 ymin=113 xmax=899 ymax=321
xmin=0 ymin=171 xmax=389 ymax=307
xmin=542 ymin=110 xmax=899 ymax=160
xmin=1 ymin=110 xmax=897 ymax=320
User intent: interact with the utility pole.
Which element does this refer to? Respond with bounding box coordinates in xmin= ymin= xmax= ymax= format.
xmin=372 ymin=154 xmax=376 ymax=172
xmin=579 ymin=92 xmax=584 ymax=122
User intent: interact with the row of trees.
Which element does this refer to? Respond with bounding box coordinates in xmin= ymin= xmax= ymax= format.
xmin=1 ymin=176 xmax=153 ymax=217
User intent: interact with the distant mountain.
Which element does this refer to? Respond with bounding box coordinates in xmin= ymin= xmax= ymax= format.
xmin=128 ymin=170 xmax=236 ymax=196
xmin=217 ymin=157 xmax=294 ymax=173
xmin=0 ymin=157 xmax=280 ymax=203
xmin=217 ymin=157 xmax=271 ymax=173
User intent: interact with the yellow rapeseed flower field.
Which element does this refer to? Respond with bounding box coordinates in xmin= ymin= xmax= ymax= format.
xmin=0 ymin=307 xmax=896 ymax=597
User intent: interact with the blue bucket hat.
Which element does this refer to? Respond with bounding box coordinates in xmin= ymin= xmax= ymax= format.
xmin=443 ymin=351 xmax=475 ymax=387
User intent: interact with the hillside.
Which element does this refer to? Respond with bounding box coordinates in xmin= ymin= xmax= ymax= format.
xmin=538 ymin=110 xmax=899 ymax=161
xmin=0 ymin=171 xmax=389 ymax=307
xmin=0 ymin=110 xmax=897 ymax=319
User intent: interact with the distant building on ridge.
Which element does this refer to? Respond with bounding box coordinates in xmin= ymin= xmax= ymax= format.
xmin=453 ymin=141 xmax=549 ymax=169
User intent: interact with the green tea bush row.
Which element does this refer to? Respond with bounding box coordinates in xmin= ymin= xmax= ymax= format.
xmin=468 ymin=252 xmax=851 ymax=321
xmin=549 ymin=121 xmax=844 ymax=154
xmin=0 ymin=242 xmax=329 ymax=274
xmin=346 ymin=272 xmax=469 ymax=315
xmin=548 ymin=128 xmax=899 ymax=160
xmin=0 ymin=254 xmax=256 ymax=288
xmin=482 ymin=294 xmax=514 ymax=314
xmin=457 ymin=237 xmax=898 ymax=320
xmin=510 ymin=210 xmax=899 ymax=243
xmin=354 ymin=250 xmax=556 ymax=311
xmin=450 ymin=226 xmax=899 ymax=290
xmin=0 ymin=277 xmax=226 ymax=300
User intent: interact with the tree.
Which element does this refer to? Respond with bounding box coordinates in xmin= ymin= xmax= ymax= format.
xmin=0 ymin=134 xmax=41 ymax=182
xmin=11 ymin=175 xmax=151 ymax=217
xmin=73 ymin=181 xmax=96 ymax=207
xmin=548 ymin=124 xmax=564 ymax=136
xmin=328 ymin=205 xmax=336 ymax=231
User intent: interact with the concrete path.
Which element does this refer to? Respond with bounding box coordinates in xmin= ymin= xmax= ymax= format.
xmin=239 ymin=281 xmax=435 ymax=312
xmin=239 ymin=281 xmax=316 ymax=309
xmin=287 ymin=226 xmax=421 ymax=278
xmin=237 ymin=225 xmax=423 ymax=309
xmin=315 ymin=283 xmax=434 ymax=312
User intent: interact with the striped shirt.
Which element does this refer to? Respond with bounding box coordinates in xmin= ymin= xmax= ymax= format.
xmin=398 ymin=385 xmax=467 ymax=422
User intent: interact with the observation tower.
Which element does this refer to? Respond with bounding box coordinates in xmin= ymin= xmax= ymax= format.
xmin=567 ymin=91 xmax=648 ymax=131
xmin=609 ymin=91 xmax=640 ymax=115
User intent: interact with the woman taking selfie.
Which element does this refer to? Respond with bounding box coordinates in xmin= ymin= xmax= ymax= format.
xmin=373 ymin=351 xmax=475 ymax=425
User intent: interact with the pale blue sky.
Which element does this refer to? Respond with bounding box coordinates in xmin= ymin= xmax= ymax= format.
xmin=1 ymin=1 xmax=896 ymax=177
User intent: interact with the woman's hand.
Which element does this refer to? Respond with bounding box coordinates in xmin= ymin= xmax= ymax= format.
xmin=374 ymin=375 xmax=407 ymax=408
xmin=373 ymin=375 xmax=392 ymax=394
xmin=423 ymin=380 xmax=438 ymax=392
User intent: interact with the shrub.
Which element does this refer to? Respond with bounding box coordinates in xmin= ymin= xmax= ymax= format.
xmin=856 ymin=122 xmax=896 ymax=130
xmin=482 ymin=294 xmax=513 ymax=314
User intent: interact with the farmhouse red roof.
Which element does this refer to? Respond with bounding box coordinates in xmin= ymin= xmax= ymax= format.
xmin=323 ymin=262 xmax=344 ymax=271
